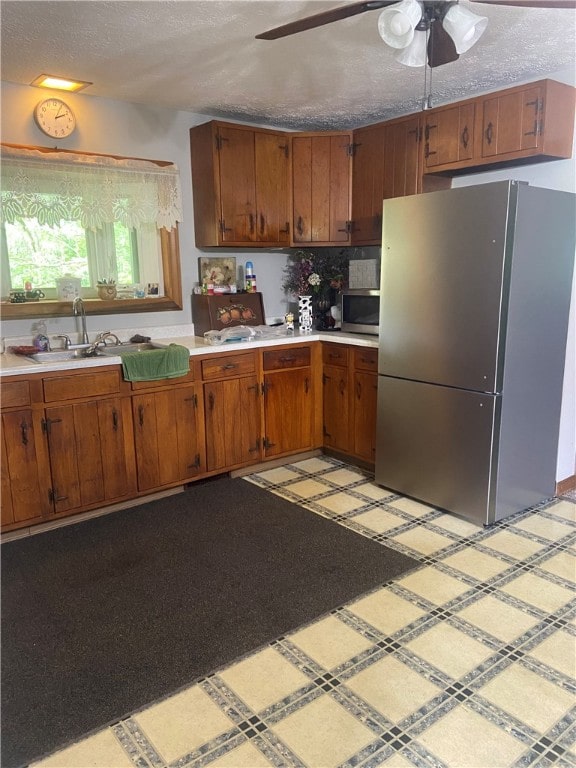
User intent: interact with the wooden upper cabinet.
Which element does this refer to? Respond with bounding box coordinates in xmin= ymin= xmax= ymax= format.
xmin=383 ymin=115 xmax=423 ymax=200
xmin=424 ymin=103 xmax=475 ymax=169
xmin=479 ymin=80 xmax=575 ymax=162
xmin=291 ymin=132 xmax=352 ymax=246
xmin=190 ymin=121 xmax=290 ymax=247
xmin=423 ymin=80 xmax=575 ymax=175
xmin=351 ymin=123 xmax=386 ymax=245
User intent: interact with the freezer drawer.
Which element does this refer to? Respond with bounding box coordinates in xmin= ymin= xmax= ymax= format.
xmin=375 ymin=376 xmax=500 ymax=525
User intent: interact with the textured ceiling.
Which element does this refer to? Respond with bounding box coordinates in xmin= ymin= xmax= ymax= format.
xmin=1 ymin=0 xmax=575 ymax=130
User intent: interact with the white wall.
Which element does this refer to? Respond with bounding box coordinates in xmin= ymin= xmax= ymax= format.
xmin=2 ymin=74 xmax=575 ymax=482
xmin=0 ymin=81 xmax=291 ymax=338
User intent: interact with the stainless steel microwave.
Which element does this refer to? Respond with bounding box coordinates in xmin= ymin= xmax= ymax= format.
xmin=340 ymin=289 xmax=380 ymax=335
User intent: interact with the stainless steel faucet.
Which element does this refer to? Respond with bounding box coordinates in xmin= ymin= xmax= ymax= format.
xmin=72 ymin=296 xmax=90 ymax=344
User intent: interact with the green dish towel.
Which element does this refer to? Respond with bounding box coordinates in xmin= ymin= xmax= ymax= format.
xmin=121 ymin=344 xmax=190 ymax=382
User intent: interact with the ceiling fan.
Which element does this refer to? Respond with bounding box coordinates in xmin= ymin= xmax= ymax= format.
xmin=255 ymin=0 xmax=576 ymax=69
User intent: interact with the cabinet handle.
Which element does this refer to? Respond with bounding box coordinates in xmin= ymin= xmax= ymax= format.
xmin=461 ymin=125 xmax=469 ymax=149
xmin=20 ymin=419 xmax=29 ymax=446
xmin=356 ymin=381 xmax=362 ymax=399
xmin=138 ymin=405 xmax=145 ymax=427
xmin=221 ymin=363 xmax=238 ymax=371
xmin=208 ymin=391 xmax=215 ymax=411
xmin=259 ymin=213 xmax=265 ymax=235
xmin=279 ymin=355 xmax=296 ymax=363
xmin=297 ymin=216 xmax=304 ymax=236
xmin=485 ymin=122 xmax=494 ymax=145
xmin=249 ymin=213 xmax=255 ymax=234
xmin=339 ymin=378 xmax=346 ymax=396
xmin=112 ymin=408 xmax=118 ymax=431
xmin=305 ymin=377 xmax=310 ymax=394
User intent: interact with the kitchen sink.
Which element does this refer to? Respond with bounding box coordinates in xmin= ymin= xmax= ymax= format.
xmin=99 ymin=342 xmax=162 ymax=356
xmin=27 ymin=348 xmax=106 ymax=363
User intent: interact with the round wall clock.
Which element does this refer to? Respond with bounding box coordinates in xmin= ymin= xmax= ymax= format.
xmin=33 ymin=98 xmax=76 ymax=138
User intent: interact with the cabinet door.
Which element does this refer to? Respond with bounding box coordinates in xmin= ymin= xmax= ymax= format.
xmin=424 ymin=104 xmax=475 ymax=168
xmin=292 ymin=133 xmax=351 ymax=245
xmin=353 ymin=372 xmax=378 ymax=463
xmin=383 ymin=117 xmax=422 ymax=199
xmin=263 ymin=368 xmax=314 ymax=457
xmin=204 ymin=376 xmax=260 ymax=471
xmin=133 ymin=386 xmax=204 ymax=491
xmin=482 ymin=86 xmax=542 ymax=158
xmin=255 ymin=132 xmax=290 ymax=244
xmin=1 ymin=409 xmax=52 ymax=526
xmin=217 ymin=125 xmax=257 ymax=242
xmin=351 ymin=124 xmax=386 ymax=244
xmin=322 ymin=364 xmax=350 ymax=452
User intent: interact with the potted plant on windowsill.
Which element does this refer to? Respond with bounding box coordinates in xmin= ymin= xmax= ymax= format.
xmin=97 ymin=279 xmax=117 ymax=300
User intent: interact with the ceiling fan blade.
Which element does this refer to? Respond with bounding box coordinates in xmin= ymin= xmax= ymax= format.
xmin=255 ymin=0 xmax=395 ymax=40
xmin=427 ymin=18 xmax=459 ymax=67
xmin=470 ymin=1 xmax=576 ymax=7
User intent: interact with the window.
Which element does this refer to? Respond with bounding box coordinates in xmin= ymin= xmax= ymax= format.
xmin=0 ymin=144 xmax=183 ymax=316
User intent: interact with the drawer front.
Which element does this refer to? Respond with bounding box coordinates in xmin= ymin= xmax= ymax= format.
xmin=354 ymin=347 xmax=378 ymax=372
xmin=201 ymin=351 xmax=256 ymax=381
xmin=43 ymin=371 xmax=120 ymax=402
xmin=2 ymin=380 xmax=31 ymax=409
xmin=322 ymin=343 xmax=349 ymax=367
xmin=263 ymin=346 xmax=311 ymax=370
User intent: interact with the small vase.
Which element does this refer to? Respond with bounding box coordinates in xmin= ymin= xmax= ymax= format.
xmin=97 ymin=285 xmax=117 ymax=300
xmin=298 ymin=295 xmax=313 ymax=333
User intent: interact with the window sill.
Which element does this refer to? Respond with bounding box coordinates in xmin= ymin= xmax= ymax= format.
xmin=1 ymin=296 xmax=182 ymax=320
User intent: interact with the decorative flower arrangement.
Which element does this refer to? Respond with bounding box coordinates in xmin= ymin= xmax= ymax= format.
xmin=282 ymin=249 xmax=349 ymax=298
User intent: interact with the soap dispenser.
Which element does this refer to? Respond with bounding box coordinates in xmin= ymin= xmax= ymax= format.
xmin=33 ymin=321 xmax=50 ymax=352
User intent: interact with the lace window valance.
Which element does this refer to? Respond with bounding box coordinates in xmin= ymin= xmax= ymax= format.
xmin=0 ymin=146 xmax=183 ymax=231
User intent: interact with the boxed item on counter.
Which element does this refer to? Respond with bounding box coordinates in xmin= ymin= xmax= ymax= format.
xmin=192 ymin=292 xmax=265 ymax=336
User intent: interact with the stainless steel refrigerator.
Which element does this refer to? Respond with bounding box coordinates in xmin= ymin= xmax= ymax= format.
xmin=375 ymin=180 xmax=575 ymax=526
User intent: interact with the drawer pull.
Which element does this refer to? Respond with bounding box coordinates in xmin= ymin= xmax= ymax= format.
xmin=112 ymin=409 xmax=118 ymax=431
xmin=221 ymin=363 xmax=238 ymax=371
xmin=138 ymin=405 xmax=145 ymax=427
xmin=279 ymin=356 xmax=296 ymax=363
xmin=305 ymin=377 xmax=310 ymax=394
xmin=20 ymin=419 xmax=29 ymax=446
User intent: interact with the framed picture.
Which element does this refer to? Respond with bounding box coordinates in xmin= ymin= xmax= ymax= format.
xmin=198 ymin=257 xmax=237 ymax=287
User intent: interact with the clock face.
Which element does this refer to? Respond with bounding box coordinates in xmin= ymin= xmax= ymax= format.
xmin=34 ymin=98 xmax=76 ymax=138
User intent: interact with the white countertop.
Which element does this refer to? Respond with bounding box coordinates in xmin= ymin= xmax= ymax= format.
xmin=0 ymin=330 xmax=378 ymax=377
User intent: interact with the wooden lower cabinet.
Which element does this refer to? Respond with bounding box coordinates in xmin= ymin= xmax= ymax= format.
xmin=263 ymin=346 xmax=316 ymax=458
xmin=44 ymin=398 xmax=136 ymax=513
xmin=133 ymin=384 xmax=205 ymax=490
xmin=204 ymin=375 xmax=261 ymax=470
xmin=1 ymin=408 xmax=52 ymax=527
xmin=322 ymin=342 xmax=378 ymax=465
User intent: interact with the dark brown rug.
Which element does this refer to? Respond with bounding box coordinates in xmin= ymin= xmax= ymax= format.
xmin=1 ymin=476 xmax=419 ymax=768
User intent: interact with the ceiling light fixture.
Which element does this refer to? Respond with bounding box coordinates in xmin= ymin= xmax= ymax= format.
xmin=30 ymin=74 xmax=93 ymax=92
xmin=377 ymin=0 xmax=488 ymax=67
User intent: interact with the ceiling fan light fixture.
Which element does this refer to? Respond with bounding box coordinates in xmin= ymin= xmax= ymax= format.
xmin=442 ymin=4 xmax=488 ymax=53
xmin=394 ymin=28 xmax=428 ymax=66
xmin=378 ymin=0 xmax=423 ymax=49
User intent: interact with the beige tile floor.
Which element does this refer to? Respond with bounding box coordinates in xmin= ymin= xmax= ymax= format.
xmin=30 ymin=456 xmax=575 ymax=768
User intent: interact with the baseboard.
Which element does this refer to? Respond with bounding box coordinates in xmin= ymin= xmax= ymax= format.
xmin=556 ymin=474 xmax=576 ymax=496
xmin=1 ymin=486 xmax=184 ymax=543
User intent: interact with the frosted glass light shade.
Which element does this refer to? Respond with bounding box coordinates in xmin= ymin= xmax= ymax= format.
xmin=378 ymin=0 xmax=423 ymax=49
xmin=443 ymin=4 xmax=488 ymax=53
xmin=395 ymin=29 xmax=427 ymax=66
